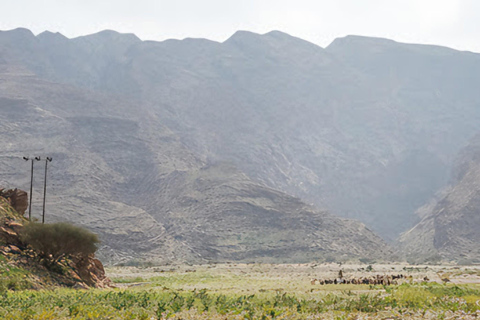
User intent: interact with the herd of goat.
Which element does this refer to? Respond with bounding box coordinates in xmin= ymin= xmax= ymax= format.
xmin=310 ymin=274 xmax=415 ymax=285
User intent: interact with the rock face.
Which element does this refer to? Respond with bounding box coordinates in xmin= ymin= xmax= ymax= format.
xmin=399 ymin=134 xmax=480 ymax=263
xmin=1 ymin=28 xmax=480 ymax=262
xmin=71 ymin=256 xmax=111 ymax=288
xmin=135 ymin=163 xmax=394 ymax=263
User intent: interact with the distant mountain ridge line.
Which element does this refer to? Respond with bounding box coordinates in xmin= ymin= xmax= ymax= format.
xmin=1 ymin=27 xmax=480 ymax=262
xmin=2 ymin=27 xmax=479 ymax=55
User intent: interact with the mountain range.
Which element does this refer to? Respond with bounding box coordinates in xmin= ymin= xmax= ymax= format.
xmin=1 ymin=27 xmax=479 ymax=263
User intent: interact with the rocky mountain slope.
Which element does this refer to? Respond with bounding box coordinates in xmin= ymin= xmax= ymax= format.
xmin=8 ymin=28 xmax=478 ymax=240
xmin=0 ymin=83 xmax=393 ymax=263
xmin=399 ymin=134 xmax=480 ymax=263
xmin=1 ymin=27 xmax=480 ymax=262
xmin=135 ymin=163 xmax=394 ymax=263
xmin=0 ymin=29 xmax=394 ymax=263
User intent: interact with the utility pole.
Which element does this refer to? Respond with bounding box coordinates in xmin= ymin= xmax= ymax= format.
xmin=23 ymin=156 xmax=41 ymax=221
xmin=42 ymin=157 xmax=52 ymax=224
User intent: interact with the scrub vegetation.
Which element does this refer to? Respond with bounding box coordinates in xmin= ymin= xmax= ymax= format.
xmin=1 ymin=264 xmax=480 ymax=319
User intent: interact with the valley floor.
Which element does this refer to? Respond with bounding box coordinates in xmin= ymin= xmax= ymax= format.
xmin=1 ymin=263 xmax=480 ymax=319
xmin=107 ymin=263 xmax=480 ymax=292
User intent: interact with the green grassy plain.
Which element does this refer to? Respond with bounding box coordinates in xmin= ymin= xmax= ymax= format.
xmin=1 ymin=263 xmax=480 ymax=319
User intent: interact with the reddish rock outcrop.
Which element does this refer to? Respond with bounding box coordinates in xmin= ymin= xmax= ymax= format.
xmin=72 ymin=255 xmax=112 ymax=288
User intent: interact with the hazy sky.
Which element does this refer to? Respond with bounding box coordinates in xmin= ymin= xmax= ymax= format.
xmin=1 ymin=0 xmax=479 ymax=52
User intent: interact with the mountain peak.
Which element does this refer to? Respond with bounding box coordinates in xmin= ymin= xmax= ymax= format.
xmin=224 ymin=30 xmax=261 ymax=43
xmin=326 ymin=35 xmax=397 ymax=52
xmin=70 ymin=30 xmax=142 ymax=55
xmin=264 ymin=30 xmax=290 ymax=37
xmin=74 ymin=29 xmax=141 ymax=43
xmin=1 ymin=27 xmax=35 ymax=36
xmin=334 ymin=34 xmax=396 ymax=43
xmin=37 ymin=30 xmax=68 ymax=42
xmin=326 ymin=35 xmax=464 ymax=56
xmin=224 ymin=30 xmax=323 ymax=52
xmin=0 ymin=28 xmax=36 ymax=42
xmin=226 ymin=30 xmax=309 ymax=42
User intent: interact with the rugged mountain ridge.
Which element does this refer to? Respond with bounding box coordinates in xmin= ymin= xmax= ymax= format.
xmin=399 ymin=134 xmax=480 ymax=263
xmin=1 ymin=27 xmax=480 ymax=262
xmin=0 ymin=29 xmax=394 ymax=263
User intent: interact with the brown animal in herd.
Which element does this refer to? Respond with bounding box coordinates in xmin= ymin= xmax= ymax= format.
xmin=311 ymin=274 xmax=406 ymax=286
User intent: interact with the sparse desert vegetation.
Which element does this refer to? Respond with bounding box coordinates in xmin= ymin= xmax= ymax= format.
xmin=2 ymin=263 xmax=480 ymax=319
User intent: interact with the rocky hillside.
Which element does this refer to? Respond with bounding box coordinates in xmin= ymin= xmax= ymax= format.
xmin=0 ymin=57 xmax=393 ymax=263
xmin=399 ymin=134 xmax=480 ymax=263
xmin=135 ymin=163 xmax=394 ymax=263
xmin=0 ymin=189 xmax=111 ymax=289
xmin=1 ymin=27 xmax=480 ymax=262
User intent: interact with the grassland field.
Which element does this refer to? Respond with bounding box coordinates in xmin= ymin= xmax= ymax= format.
xmin=1 ymin=263 xmax=480 ymax=319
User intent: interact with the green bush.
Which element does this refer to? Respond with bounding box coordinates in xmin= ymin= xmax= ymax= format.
xmin=20 ymin=222 xmax=99 ymax=261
